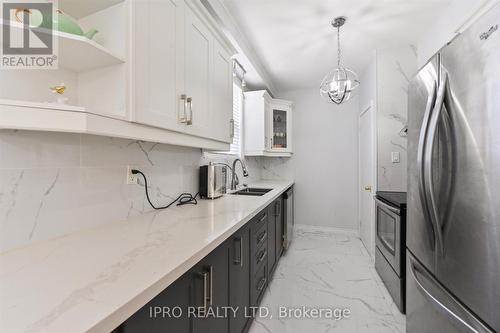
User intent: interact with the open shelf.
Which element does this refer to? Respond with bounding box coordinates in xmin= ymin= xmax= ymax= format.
xmin=0 ymin=21 xmax=125 ymax=72
xmin=0 ymin=103 xmax=229 ymax=151
xmin=56 ymin=31 xmax=125 ymax=72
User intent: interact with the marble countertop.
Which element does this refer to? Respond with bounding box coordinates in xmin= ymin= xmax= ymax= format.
xmin=0 ymin=180 xmax=293 ymax=333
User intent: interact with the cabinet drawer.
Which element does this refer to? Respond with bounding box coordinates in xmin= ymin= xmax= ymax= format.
xmin=251 ymin=262 xmax=268 ymax=306
xmin=252 ymin=242 xmax=268 ymax=275
xmin=251 ymin=224 xmax=268 ymax=251
xmin=251 ymin=210 xmax=268 ymax=234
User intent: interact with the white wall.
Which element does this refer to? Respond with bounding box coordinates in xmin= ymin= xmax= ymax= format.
xmin=359 ymin=52 xmax=377 ymax=113
xmin=265 ymin=88 xmax=359 ymax=230
xmin=417 ymin=0 xmax=499 ymax=68
xmin=376 ymin=46 xmax=418 ymax=192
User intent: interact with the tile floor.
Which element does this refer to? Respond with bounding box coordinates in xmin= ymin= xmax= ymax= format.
xmin=248 ymin=227 xmax=405 ymax=333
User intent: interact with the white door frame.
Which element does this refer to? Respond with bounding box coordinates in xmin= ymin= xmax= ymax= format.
xmin=358 ymin=100 xmax=378 ymax=259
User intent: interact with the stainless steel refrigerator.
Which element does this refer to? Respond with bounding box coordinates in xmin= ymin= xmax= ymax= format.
xmin=407 ymin=4 xmax=500 ymax=333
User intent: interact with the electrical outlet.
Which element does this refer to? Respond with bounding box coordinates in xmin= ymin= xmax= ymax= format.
xmin=391 ymin=152 xmax=401 ymax=163
xmin=126 ymin=166 xmax=138 ymax=185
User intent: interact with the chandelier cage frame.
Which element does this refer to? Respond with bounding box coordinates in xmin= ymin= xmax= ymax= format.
xmin=319 ymin=17 xmax=360 ymax=105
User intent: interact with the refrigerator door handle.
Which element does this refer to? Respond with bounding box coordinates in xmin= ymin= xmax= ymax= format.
xmin=409 ymin=257 xmax=494 ymax=333
xmin=417 ymin=77 xmax=438 ymax=247
xmin=424 ymin=71 xmax=448 ymax=255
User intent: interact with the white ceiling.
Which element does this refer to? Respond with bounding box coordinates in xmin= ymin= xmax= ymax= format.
xmin=222 ymin=0 xmax=451 ymax=92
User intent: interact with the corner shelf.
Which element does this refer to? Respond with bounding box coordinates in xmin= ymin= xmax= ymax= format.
xmin=56 ymin=31 xmax=126 ymax=72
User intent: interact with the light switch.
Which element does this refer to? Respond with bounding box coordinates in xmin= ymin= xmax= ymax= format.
xmin=391 ymin=152 xmax=400 ymax=163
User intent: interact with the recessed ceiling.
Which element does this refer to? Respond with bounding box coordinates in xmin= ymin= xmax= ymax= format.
xmin=222 ymin=0 xmax=452 ymax=92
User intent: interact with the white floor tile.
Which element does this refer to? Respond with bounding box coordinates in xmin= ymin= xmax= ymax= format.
xmin=248 ymin=228 xmax=406 ymax=333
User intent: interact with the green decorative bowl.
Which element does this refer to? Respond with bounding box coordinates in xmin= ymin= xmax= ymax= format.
xmin=14 ymin=8 xmax=99 ymax=40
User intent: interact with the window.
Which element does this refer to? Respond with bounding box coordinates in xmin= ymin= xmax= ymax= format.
xmin=230 ymin=82 xmax=243 ymax=156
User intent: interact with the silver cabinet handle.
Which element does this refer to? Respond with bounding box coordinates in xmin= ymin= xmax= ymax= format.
xmin=240 ymin=236 xmax=243 ymax=267
xmin=200 ymin=265 xmax=213 ymax=314
xmin=424 ymin=70 xmax=448 ymax=255
xmin=257 ymin=248 xmax=267 ymax=264
xmin=409 ymin=257 xmax=493 ymax=333
xmin=230 ymin=119 xmax=235 ymax=138
xmin=258 ymin=212 xmax=267 ymax=223
xmin=233 ymin=236 xmax=243 ymax=267
xmin=179 ymin=94 xmax=188 ymax=124
xmin=208 ymin=265 xmax=213 ymax=306
xmin=186 ymin=97 xmax=193 ymax=125
xmin=274 ymin=201 xmax=281 ymax=216
xmin=257 ymin=274 xmax=267 ymax=292
xmin=201 ymin=271 xmax=209 ymax=313
xmin=257 ymin=230 xmax=267 ymax=246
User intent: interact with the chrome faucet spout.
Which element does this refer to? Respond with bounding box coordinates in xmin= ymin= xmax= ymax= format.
xmin=231 ymin=158 xmax=249 ymax=190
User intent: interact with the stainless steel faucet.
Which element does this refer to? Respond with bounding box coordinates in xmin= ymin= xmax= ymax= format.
xmin=231 ymin=158 xmax=249 ymax=190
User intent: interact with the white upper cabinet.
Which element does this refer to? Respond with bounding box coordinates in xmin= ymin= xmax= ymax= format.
xmin=132 ymin=0 xmax=185 ymax=132
xmin=210 ymin=38 xmax=234 ymax=143
xmin=183 ymin=4 xmax=212 ymax=138
xmin=132 ymin=0 xmax=234 ymax=144
xmin=0 ymin=0 xmax=235 ymax=150
xmin=244 ymin=90 xmax=293 ymax=157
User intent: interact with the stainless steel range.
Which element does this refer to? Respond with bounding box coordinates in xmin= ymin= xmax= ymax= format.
xmin=374 ymin=191 xmax=407 ymax=313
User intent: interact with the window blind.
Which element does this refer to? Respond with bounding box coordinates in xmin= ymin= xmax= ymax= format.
xmin=229 ymin=82 xmax=243 ymax=155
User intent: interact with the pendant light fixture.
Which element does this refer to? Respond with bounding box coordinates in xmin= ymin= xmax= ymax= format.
xmin=320 ymin=17 xmax=360 ymax=105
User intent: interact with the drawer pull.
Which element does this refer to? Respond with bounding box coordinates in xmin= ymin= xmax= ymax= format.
xmin=257 ymin=231 xmax=267 ymax=245
xmin=233 ymin=236 xmax=243 ymax=267
xmin=257 ymin=249 xmax=267 ymax=264
xmin=258 ymin=213 xmax=267 ymax=223
xmin=257 ymin=275 xmax=267 ymax=292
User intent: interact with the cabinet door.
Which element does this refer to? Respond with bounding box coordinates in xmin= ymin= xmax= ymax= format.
xmin=119 ymin=274 xmax=191 ymax=332
xmin=133 ymin=0 xmax=185 ymax=131
xmin=184 ymin=4 xmax=213 ymax=138
xmin=191 ymin=244 xmax=229 ymax=333
xmin=269 ymin=107 xmax=292 ymax=153
xmin=210 ymin=38 xmax=234 ymax=143
xmin=229 ymin=225 xmax=250 ymax=333
xmin=264 ymin=100 xmax=272 ymax=151
xmin=267 ymin=204 xmax=277 ymax=273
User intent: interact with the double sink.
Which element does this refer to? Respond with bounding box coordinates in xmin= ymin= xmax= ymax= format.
xmin=231 ymin=188 xmax=273 ymax=196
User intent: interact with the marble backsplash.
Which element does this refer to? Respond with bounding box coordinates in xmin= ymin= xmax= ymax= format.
xmin=0 ymin=130 xmax=264 ymax=253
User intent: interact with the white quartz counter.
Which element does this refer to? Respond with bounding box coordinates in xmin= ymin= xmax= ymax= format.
xmin=0 ymin=180 xmax=293 ymax=333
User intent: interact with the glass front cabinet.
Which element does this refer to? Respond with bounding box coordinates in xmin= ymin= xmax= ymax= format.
xmin=268 ymin=100 xmax=292 ymax=153
xmin=244 ymin=90 xmax=293 ymax=157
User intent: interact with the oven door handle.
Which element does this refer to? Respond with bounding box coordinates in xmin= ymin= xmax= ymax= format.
xmin=375 ymin=198 xmax=400 ymax=215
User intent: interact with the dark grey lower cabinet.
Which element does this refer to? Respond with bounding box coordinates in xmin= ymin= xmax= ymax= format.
xmin=114 ymin=202 xmax=286 ymax=333
xmin=228 ymin=225 xmax=250 ymax=333
xmin=118 ymin=273 xmax=191 ymax=333
xmin=191 ymin=244 xmax=229 ymax=333
xmin=268 ymin=198 xmax=284 ymax=274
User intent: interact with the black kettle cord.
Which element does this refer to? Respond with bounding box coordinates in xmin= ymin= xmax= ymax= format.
xmin=132 ymin=169 xmax=198 ymax=210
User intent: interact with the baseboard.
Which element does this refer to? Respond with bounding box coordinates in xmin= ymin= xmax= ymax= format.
xmin=295 ymin=224 xmax=359 ymax=237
